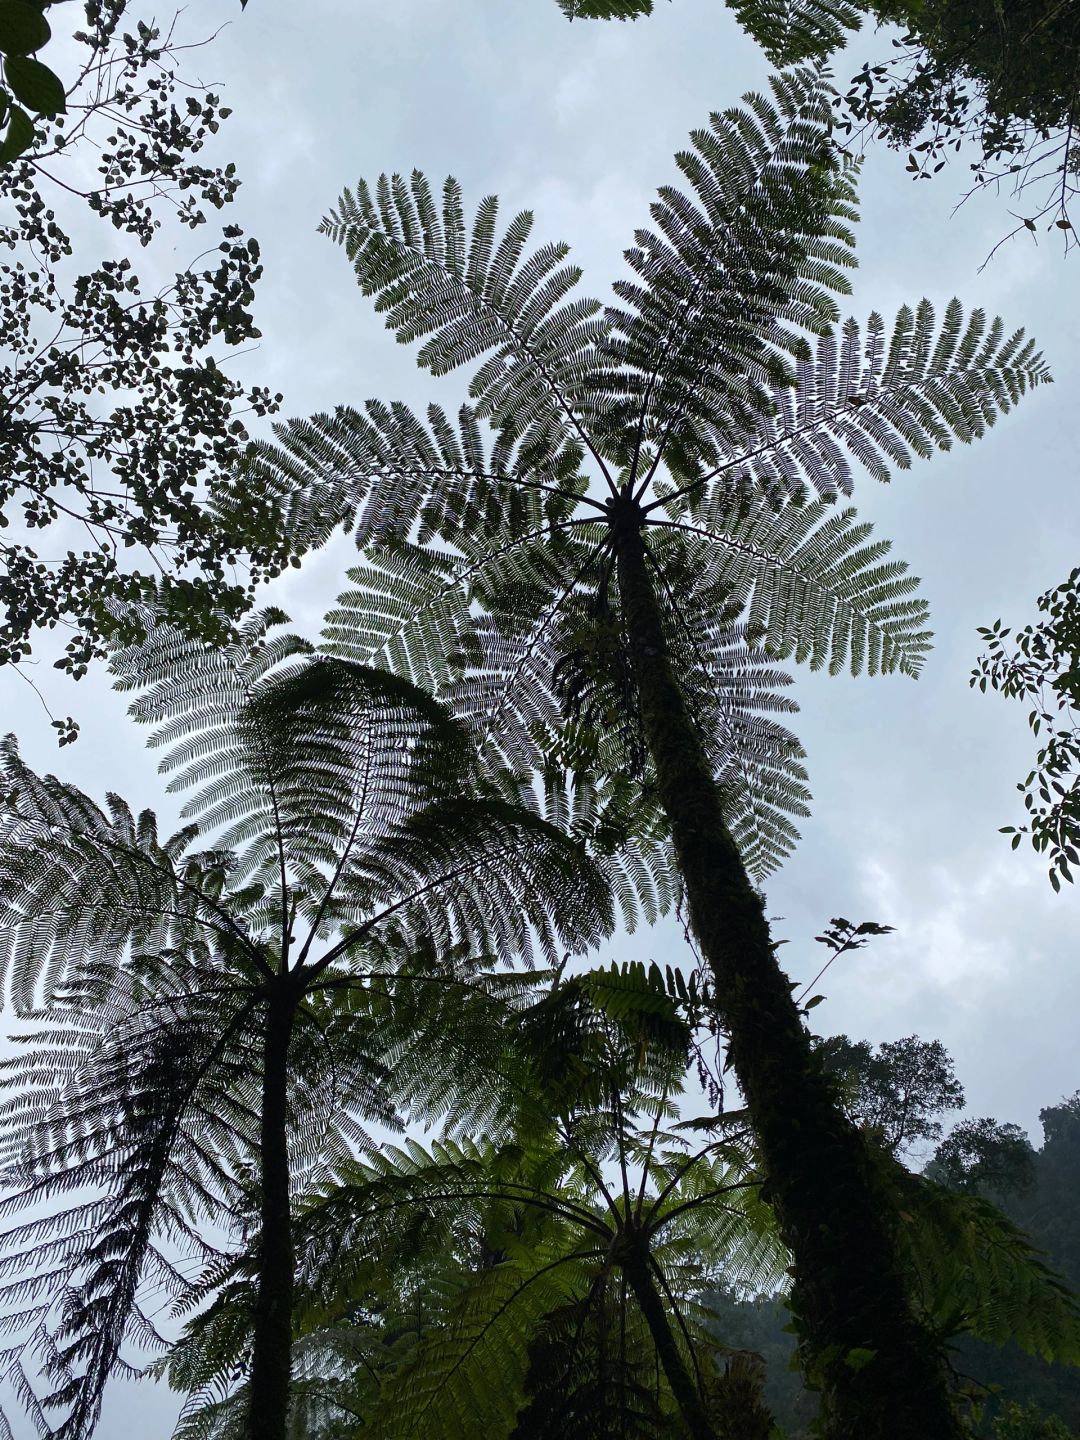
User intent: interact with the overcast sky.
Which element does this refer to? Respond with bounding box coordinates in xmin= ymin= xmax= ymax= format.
xmin=3 ymin=0 xmax=1078 ymax=1432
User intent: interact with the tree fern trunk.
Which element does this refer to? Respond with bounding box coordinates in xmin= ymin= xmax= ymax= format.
xmin=621 ymin=1248 xmax=717 ymax=1440
xmin=246 ymin=983 xmax=297 ymax=1440
xmin=612 ymin=513 xmax=961 ymax=1440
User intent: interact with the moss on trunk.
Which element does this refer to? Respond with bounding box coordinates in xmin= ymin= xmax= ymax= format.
xmin=612 ymin=510 xmax=962 ymax=1440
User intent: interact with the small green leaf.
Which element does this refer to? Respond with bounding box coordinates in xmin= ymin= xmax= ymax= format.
xmin=804 ymin=994 xmax=827 ymax=1010
xmin=3 ymin=54 xmax=64 ymax=116
xmin=844 ymin=1347 xmax=877 ymax=1372
xmin=0 ymin=99 xmax=33 ymax=161
xmin=0 ymin=2 xmax=50 ymax=56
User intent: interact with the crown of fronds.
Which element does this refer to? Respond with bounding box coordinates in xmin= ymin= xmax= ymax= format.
xmin=0 ymin=607 xmax=614 ymax=1438
xmin=162 ymin=960 xmax=780 ymax=1440
xmin=242 ymin=67 xmax=1048 ymax=881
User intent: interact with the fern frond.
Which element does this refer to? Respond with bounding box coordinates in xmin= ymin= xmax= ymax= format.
xmin=672 ymin=300 xmax=1050 ymax=505
xmin=320 ymin=174 xmax=613 ymax=463
xmin=322 ymin=544 xmax=480 ymax=693
xmin=332 ymin=796 xmax=613 ymax=968
xmin=241 ymin=398 xmax=588 ymax=562
xmin=896 ymin=1173 xmax=1080 ymax=1365
xmin=555 ymin=0 xmax=862 ymax=65
xmin=652 ymin=499 xmax=933 ymax=678
xmin=0 ymin=737 xmax=240 ymax=1014
xmin=0 ymin=983 xmax=249 ymax=1440
xmin=597 ymin=67 xmax=858 ymax=476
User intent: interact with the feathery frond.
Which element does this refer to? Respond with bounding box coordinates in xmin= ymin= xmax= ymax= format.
xmin=0 ymin=604 xmax=616 ymax=1439
xmin=555 ymin=0 xmax=863 ymax=67
xmin=320 ymin=174 xmax=611 ymax=466
xmin=895 ymin=1172 xmax=1080 ymax=1365
xmin=660 ymin=299 xmax=1050 ymax=506
xmin=252 ymin=70 xmax=1045 ymax=896
xmin=595 ymin=68 xmax=859 ymax=476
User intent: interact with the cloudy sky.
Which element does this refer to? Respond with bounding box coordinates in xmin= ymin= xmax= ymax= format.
xmin=3 ymin=0 xmax=1078 ymax=1431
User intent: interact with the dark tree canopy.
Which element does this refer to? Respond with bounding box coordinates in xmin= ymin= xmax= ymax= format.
xmin=0 ymin=0 xmax=287 ymax=710
xmin=819 ymin=1032 xmax=965 ymax=1155
xmin=931 ymin=1116 xmax=1038 ymax=1196
xmin=838 ymin=0 xmax=1080 ymax=252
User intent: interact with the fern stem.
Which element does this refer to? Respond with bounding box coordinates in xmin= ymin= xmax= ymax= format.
xmin=246 ymin=981 xmax=298 ymax=1440
xmin=611 ymin=507 xmax=963 ymax=1440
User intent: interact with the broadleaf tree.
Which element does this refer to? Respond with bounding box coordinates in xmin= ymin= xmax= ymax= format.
xmin=973 ymin=570 xmax=1080 ymax=891
xmin=245 ymin=67 xmax=1050 ymax=1440
xmin=0 ymin=0 xmax=288 ymax=716
xmin=0 ymin=607 xmax=613 ymax=1440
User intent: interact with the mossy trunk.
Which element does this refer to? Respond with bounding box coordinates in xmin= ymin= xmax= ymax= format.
xmin=246 ymin=983 xmax=297 ymax=1440
xmin=612 ymin=513 xmax=961 ymax=1440
xmin=621 ymin=1246 xmax=717 ymax=1440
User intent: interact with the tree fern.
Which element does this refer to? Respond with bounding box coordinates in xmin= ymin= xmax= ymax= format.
xmin=0 ymin=607 xmax=613 ymax=1440
xmin=236 ymin=68 xmax=1048 ymax=1439
xmin=248 ymin=71 xmax=1046 ymax=880
xmin=167 ymin=961 xmax=779 ymax=1440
